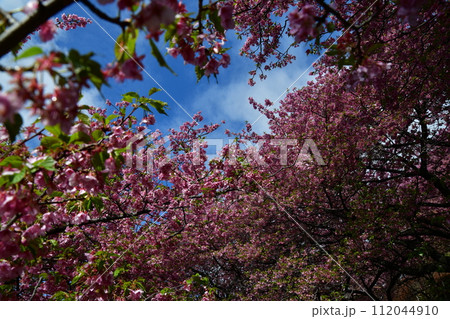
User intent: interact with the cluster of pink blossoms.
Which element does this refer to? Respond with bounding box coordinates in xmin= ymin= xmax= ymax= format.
xmin=38 ymin=20 xmax=57 ymax=42
xmin=0 ymin=93 xmax=22 ymax=123
xmin=288 ymin=5 xmax=317 ymax=43
xmin=397 ymin=0 xmax=427 ymax=26
xmin=346 ymin=59 xmax=392 ymax=90
xmin=135 ymin=0 xmax=178 ymax=36
xmin=55 ymin=13 xmax=92 ymax=31
xmin=218 ymin=5 xmax=235 ymax=30
xmin=103 ymin=55 xmax=145 ymax=82
xmin=37 ymin=82 xmax=80 ymax=133
xmin=137 ymin=1 xmax=233 ymax=77
xmin=35 ymin=12 xmax=91 ymax=43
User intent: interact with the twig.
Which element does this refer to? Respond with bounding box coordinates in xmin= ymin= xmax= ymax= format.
xmin=29 ymin=276 xmax=43 ymax=301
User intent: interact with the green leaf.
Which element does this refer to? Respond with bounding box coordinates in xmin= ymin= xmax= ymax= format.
xmin=67 ymin=49 xmax=106 ymax=90
xmin=49 ymin=191 xmax=64 ymax=197
xmin=122 ymin=91 xmax=140 ymax=102
xmin=326 ymin=22 xmax=336 ymax=33
xmin=83 ymin=197 xmax=103 ymax=211
xmin=39 ymin=273 xmax=49 ymax=280
xmin=4 ymin=113 xmax=23 ymax=142
xmin=137 ymin=103 xmax=151 ymax=112
xmin=138 ymin=97 xmax=168 ymax=114
xmin=367 ymin=43 xmax=384 ymax=55
xmin=93 ymin=113 xmax=105 ymax=123
xmin=105 ymin=114 xmax=119 ymax=125
xmin=114 ymin=267 xmax=125 ymax=278
xmin=115 ymin=33 xmax=126 ymax=61
xmin=148 ymin=87 xmax=161 ymax=96
xmin=71 ymin=272 xmax=84 ymax=285
xmin=148 ymin=99 xmax=168 ymax=115
xmin=0 ymin=156 xmax=23 ymax=168
xmin=164 ymin=22 xmax=177 ymax=43
xmin=15 ymin=46 xmax=44 ymax=60
xmin=11 ymin=169 xmax=26 ymax=184
xmin=41 ymin=136 xmax=62 ymax=149
xmin=126 ymin=28 xmax=139 ymax=56
xmin=149 ymin=38 xmax=176 ymax=75
xmin=45 ymin=124 xmax=63 ymax=137
xmin=66 ymin=201 xmax=80 ymax=213
xmin=77 ymin=112 xmax=90 ymax=124
xmin=51 ymin=291 xmax=75 ymax=301
xmin=69 ymin=131 xmax=92 ymax=144
xmin=91 ymin=150 xmax=109 ymax=171
xmin=68 ymin=49 xmax=80 ymax=63
xmin=0 ymin=169 xmax=26 ymax=186
xmin=92 ymin=196 xmax=104 ymax=211
xmin=83 ymin=198 xmax=93 ymax=211
xmin=92 ymin=129 xmax=104 ymax=141
xmin=195 ymin=65 xmax=204 ymax=82
xmin=48 ymin=240 xmax=58 ymax=247
xmin=325 ymin=45 xmax=340 ymax=56
xmin=209 ymin=9 xmax=224 ymax=34
xmin=33 ymin=157 xmax=57 ymax=171
xmin=114 ymin=29 xmax=139 ymax=61
xmin=89 ymin=73 xmax=105 ymax=90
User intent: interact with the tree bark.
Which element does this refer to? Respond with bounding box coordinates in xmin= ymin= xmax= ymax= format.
xmin=0 ymin=0 xmax=73 ymax=59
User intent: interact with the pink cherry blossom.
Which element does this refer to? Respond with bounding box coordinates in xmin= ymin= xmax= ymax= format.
xmin=0 ymin=261 xmax=21 ymax=283
xmin=141 ymin=115 xmax=156 ymax=125
xmin=0 ymin=0 xmax=448 ymax=302
xmin=121 ymin=55 xmax=145 ymax=81
xmin=118 ymin=0 xmax=139 ymax=10
xmin=288 ymin=5 xmax=317 ymax=43
xmin=203 ymin=58 xmax=220 ymax=76
xmin=0 ymin=93 xmax=21 ymax=123
xmin=220 ymin=54 xmax=230 ymax=68
xmin=74 ymin=212 xmax=90 ymax=225
xmin=22 ymin=1 xmax=38 ymax=14
xmin=55 ymin=13 xmax=92 ymax=30
xmin=397 ymin=0 xmax=426 ymax=26
xmin=136 ymin=1 xmax=176 ymax=33
xmin=38 ymin=20 xmax=57 ymax=42
xmin=219 ymin=5 xmax=235 ymax=30
xmin=22 ymin=225 xmax=44 ymax=243
xmin=129 ymin=289 xmax=143 ymax=300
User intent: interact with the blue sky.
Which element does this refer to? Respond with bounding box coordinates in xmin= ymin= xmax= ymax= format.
xmin=1 ymin=0 xmax=316 ymax=143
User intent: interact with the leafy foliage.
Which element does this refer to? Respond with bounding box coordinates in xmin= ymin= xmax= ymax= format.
xmin=0 ymin=0 xmax=448 ymax=301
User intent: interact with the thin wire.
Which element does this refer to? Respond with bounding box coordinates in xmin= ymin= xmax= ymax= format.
xmin=71 ymin=0 xmax=196 ymax=299
xmin=73 ymin=0 xmax=196 ymax=123
xmin=77 ymin=213 xmax=166 ymax=300
xmin=246 ymin=0 xmax=382 ymax=301
xmin=73 ymin=0 xmax=380 ymax=301
xmin=250 ymin=0 xmax=380 ymax=128
xmin=252 ymin=179 xmax=376 ymax=301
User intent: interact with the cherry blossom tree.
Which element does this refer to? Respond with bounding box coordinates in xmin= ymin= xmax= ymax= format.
xmin=0 ymin=0 xmax=448 ymax=300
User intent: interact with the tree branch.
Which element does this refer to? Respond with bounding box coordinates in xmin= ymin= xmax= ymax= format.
xmin=0 ymin=0 xmax=131 ymax=59
xmin=315 ymin=0 xmax=351 ymax=29
xmin=78 ymin=0 xmax=130 ymax=29
xmin=46 ymin=208 xmax=151 ymax=236
xmin=0 ymin=0 xmax=74 ymax=59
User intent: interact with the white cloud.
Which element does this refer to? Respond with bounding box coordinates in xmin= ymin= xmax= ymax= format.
xmin=79 ymin=87 xmax=106 ymax=108
xmin=194 ymin=65 xmax=313 ymax=134
xmin=1 ymin=0 xmax=28 ymax=11
xmin=189 ymin=23 xmax=314 ymax=135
